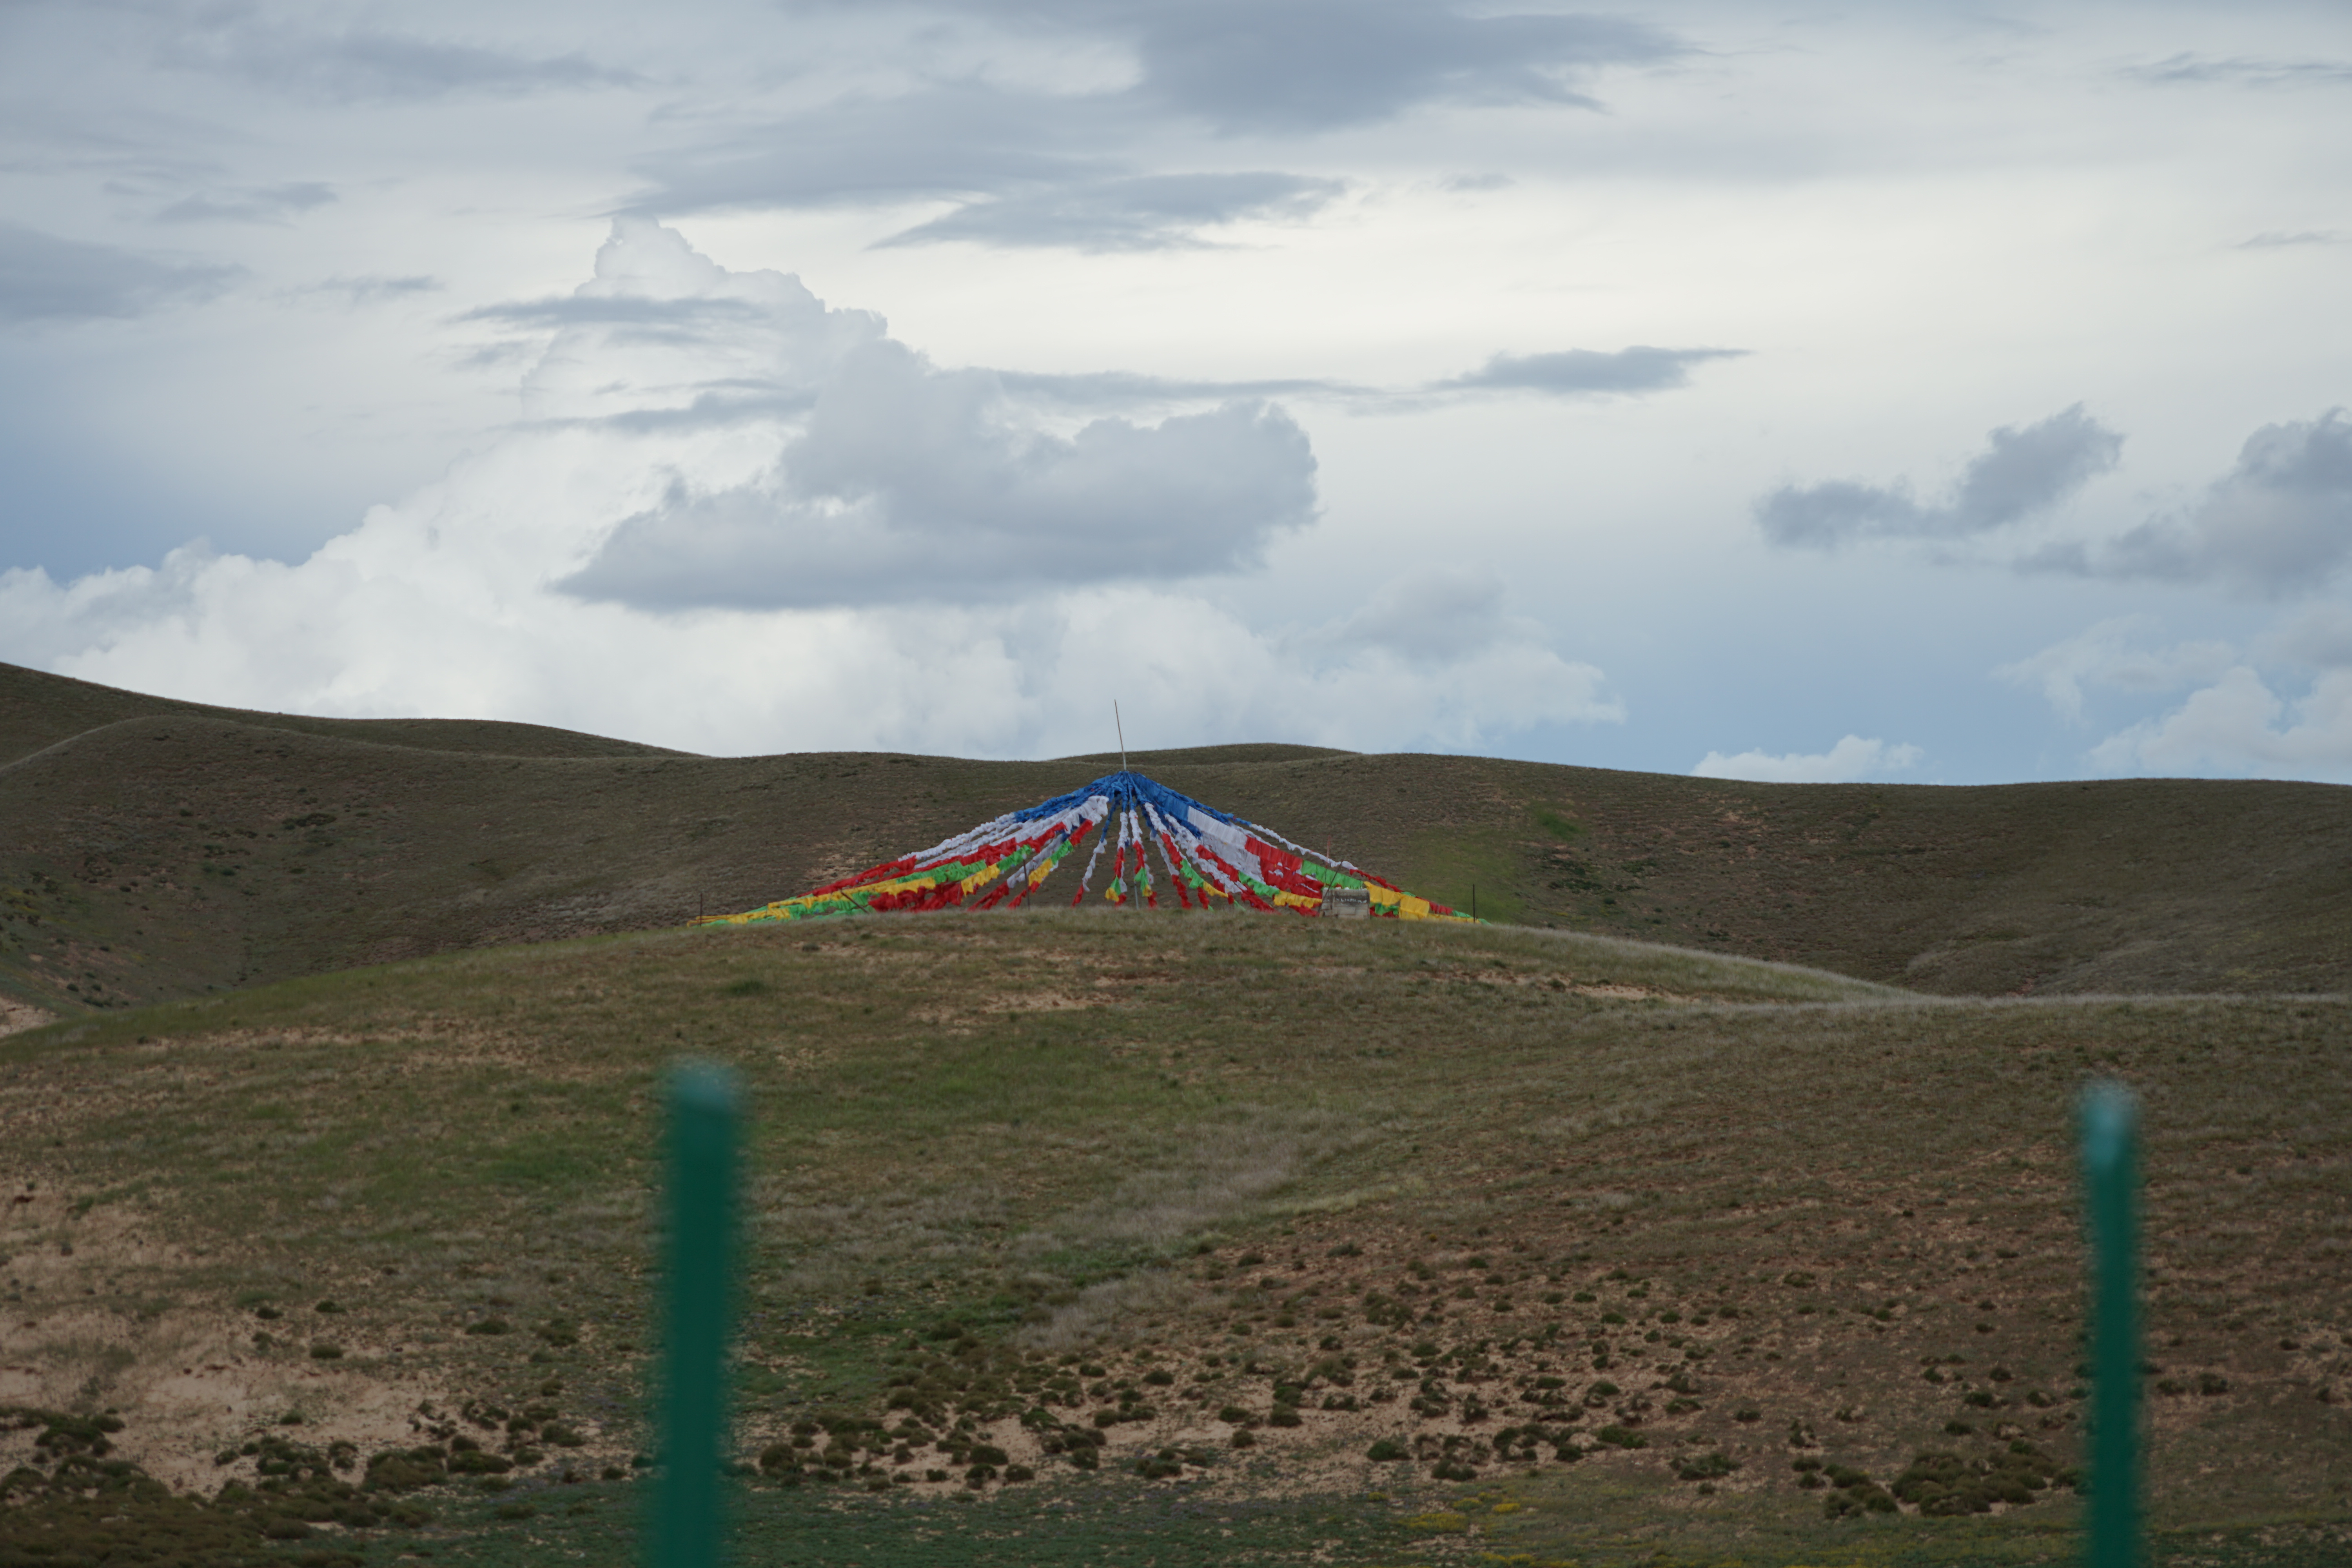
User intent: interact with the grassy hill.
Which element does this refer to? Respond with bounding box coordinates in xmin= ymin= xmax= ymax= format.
xmin=3 ymin=660 xmax=2347 ymax=1024
xmin=1 ymin=913 xmax=2345 ymax=1568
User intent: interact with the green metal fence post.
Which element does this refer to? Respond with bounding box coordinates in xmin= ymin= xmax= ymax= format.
xmin=652 ymin=1064 xmax=741 ymax=1568
xmin=2081 ymin=1080 xmax=2140 ymax=1568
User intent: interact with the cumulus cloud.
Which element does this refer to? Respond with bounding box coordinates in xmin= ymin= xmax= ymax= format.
xmin=2042 ymin=410 xmax=2352 ymax=597
xmin=0 ymin=220 xmax=239 ymax=323
xmin=563 ymin=376 xmax=1316 ymax=609
xmin=2000 ymin=615 xmax=2352 ymax=780
xmin=1692 ymin=735 xmax=1924 ymax=784
xmin=1757 ymin=404 xmax=2122 ymax=548
xmin=0 ymin=218 xmax=1614 ymax=759
xmin=2085 ymin=666 xmax=2352 ymax=779
xmin=454 ymin=219 xmax=1319 ymax=608
xmin=1994 ymin=616 xmax=2239 ymax=724
xmin=1437 ymin=345 xmax=1745 ymax=398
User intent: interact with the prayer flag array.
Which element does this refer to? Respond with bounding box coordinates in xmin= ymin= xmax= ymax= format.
xmin=700 ymin=770 xmax=1472 ymax=925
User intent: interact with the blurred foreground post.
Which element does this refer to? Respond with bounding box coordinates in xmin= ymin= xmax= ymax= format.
xmin=2081 ymin=1081 xmax=2140 ymax=1568
xmin=653 ymin=1065 xmax=741 ymax=1568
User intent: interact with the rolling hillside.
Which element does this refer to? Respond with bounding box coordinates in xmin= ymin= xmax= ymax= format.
xmin=2 ymin=659 xmax=2347 ymax=1021
xmin=1 ymin=914 xmax=2345 ymax=1568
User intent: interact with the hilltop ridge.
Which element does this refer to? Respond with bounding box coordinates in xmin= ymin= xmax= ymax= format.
xmin=2 ymin=659 xmax=2345 ymax=1016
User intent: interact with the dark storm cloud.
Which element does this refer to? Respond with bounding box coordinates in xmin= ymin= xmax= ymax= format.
xmin=1437 ymin=345 xmax=1745 ymax=397
xmin=877 ymin=172 xmax=1346 ymax=251
xmin=155 ymin=180 xmax=335 ymax=224
xmin=2035 ymin=410 xmax=2352 ymax=598
xmin=157 ymin=15 xmax=640 ymax=102
xmin=1757 ymin=404 xmax=2123 ymax=547
xmin=0 ymin=221 xmax=238 ymax=324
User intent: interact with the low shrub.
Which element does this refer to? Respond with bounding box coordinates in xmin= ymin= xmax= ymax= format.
xmin=1676 ymin=1451 xmax=1738 ymax=1481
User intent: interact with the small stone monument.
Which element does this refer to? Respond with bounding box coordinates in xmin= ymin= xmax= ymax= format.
xmin=1322 ymin=886 xmax=1370 ymax=918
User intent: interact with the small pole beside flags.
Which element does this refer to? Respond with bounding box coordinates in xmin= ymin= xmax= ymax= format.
xmin=1115 ymin=701 xmax=1128 ymax=773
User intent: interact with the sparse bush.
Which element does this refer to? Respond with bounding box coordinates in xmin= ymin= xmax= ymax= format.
xmin=1677 ymin=1451 xmax=1737 ymax=1481
xmin=448 ymin=1450 xmax=513 ymax=1475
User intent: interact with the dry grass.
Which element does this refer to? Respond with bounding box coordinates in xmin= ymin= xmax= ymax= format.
xmin=0 ymin=909 xmax=2344 ymax=1568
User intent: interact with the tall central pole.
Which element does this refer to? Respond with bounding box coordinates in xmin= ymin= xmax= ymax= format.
xmin=1115 ymin=700 xmax=1128 ymax=773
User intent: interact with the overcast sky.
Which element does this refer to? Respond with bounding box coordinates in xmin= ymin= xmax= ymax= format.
xmin=3 ymin=0 xmax=2348 ymax=782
